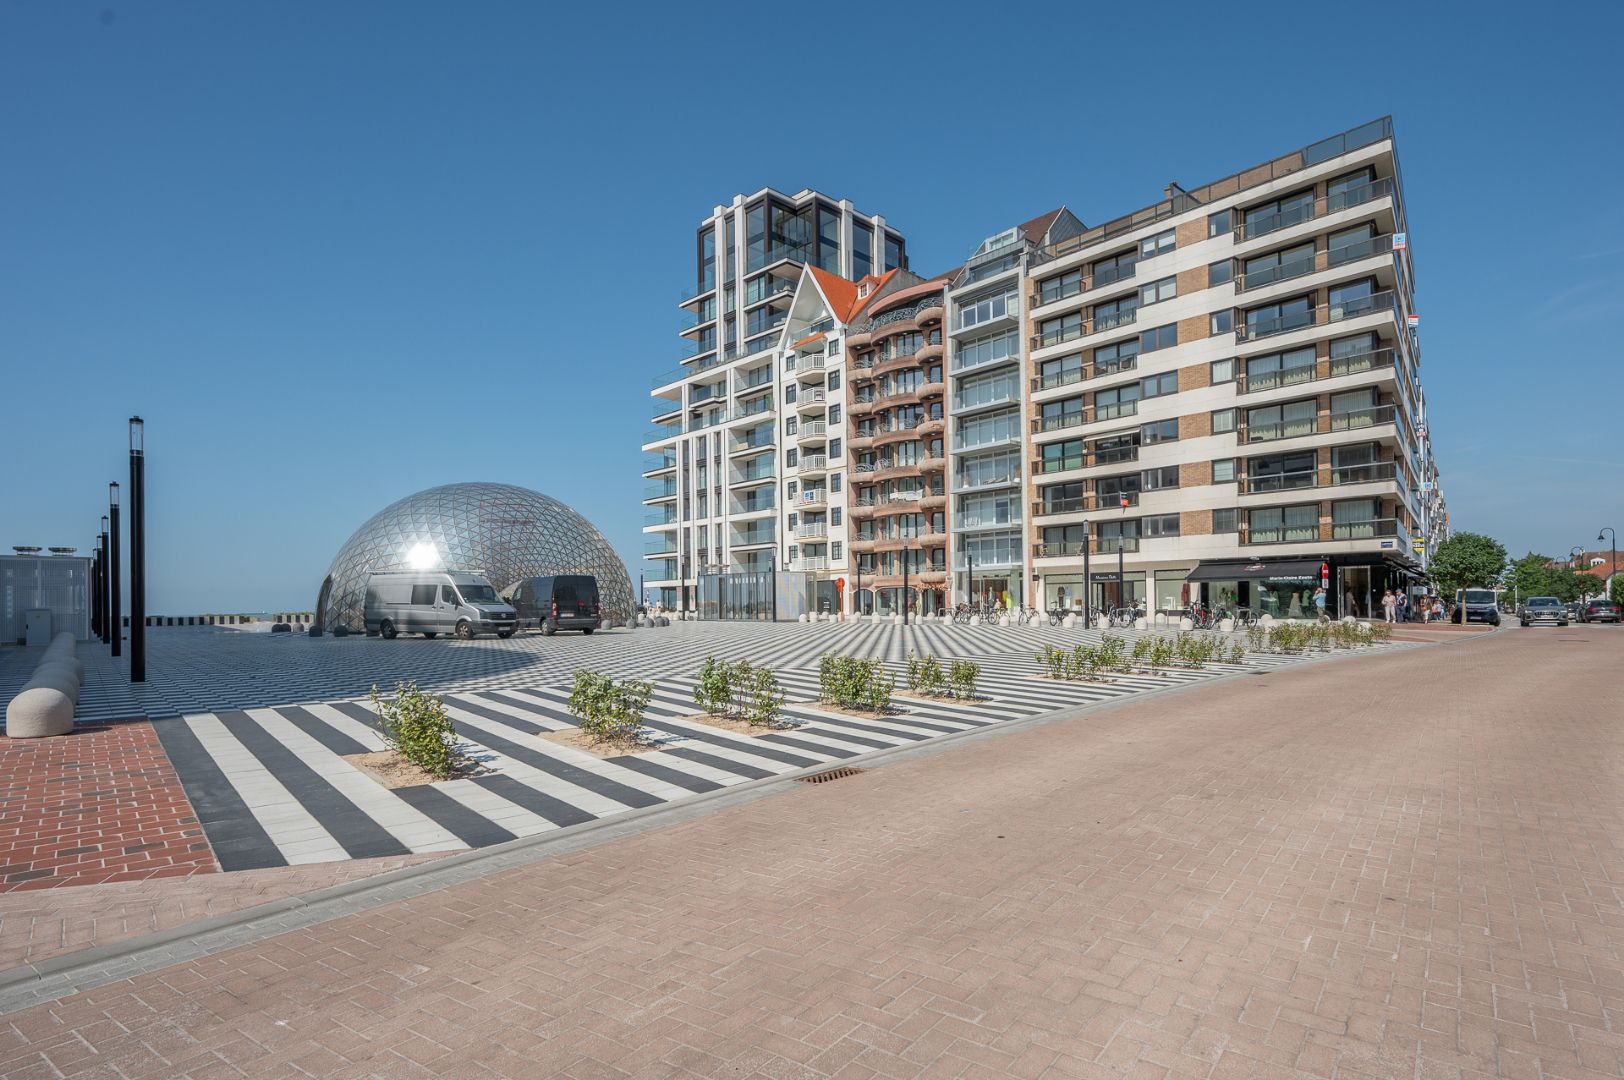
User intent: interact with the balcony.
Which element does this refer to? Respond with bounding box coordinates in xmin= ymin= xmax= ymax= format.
xmin=1241 ymin=522 xmax=1320 ymax=545
xmin=794 ymin=523 xmax=828 ymax=540
xmin=1238 ymin=234 xmax=1396 ymax=292
xmin=1031 ymin=491 xmax=1139 ymax=516
xmin=953 ymin=382 xmax=1021 ymax=414
xmin=1244 ymin=415 xmax=1319 ymax=443
xmin=1235 ymin=177 xmax=1395 ymax=242
xmin=734 ymin=368 xmax=774 ymax=394
xmin=795 ymin=455 xmax=829 ymax=477
xmin=795 ymin=389 xmax=828 ymax=413
xmin=644 ymin=539 xmax=679 ymax=556
xmin=1239 ymin=470 xmax=1318 ymax=494
xmin=644 ymin=508 xmax=677 ymax=526
xmin=1031 ymin=411 xmax=1090 ymax=435
xmin=1031 ymin=308 xmax=1137 ymax=352
xmin=796 ymin=420 xmax=828 ymax=443
xmin=1328 ymin=404 xmax=1397 ymax=433
xmin=1331 ymin=517 xmax=1406 ymax=541
xmin=795 ymin=489 xmax=827 ymax=508
xmin=1035 ymin=445 xmax=1140 ymax=475
xmin=791 ymin=353 xmax=828 ymax=381
xmin=642 ymin=453 xmax=677 ymax=476
xmin=643 ymin=481 xmax=677 ymax=501
xmin=1236 ymin=289 xmax=1397 ymax=343
xmin=792 ymin=556 xmax=831 ymax=572
xmin=955 ymin=513 xmax=1022 ymax=532
xmin=1238 ymin=348 xmax=1397 ymax=394
xmin=731 ymin=497 xmax=776 ymax=516
xmin=1330 ymin=460 xmax=1400 ymax=486
xmin=728 ymin=464 xmax=774 ymax=486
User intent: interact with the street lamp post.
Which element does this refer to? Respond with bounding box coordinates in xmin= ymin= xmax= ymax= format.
xmin=91 ymin=530 xmax=103 ymax=641
xmin=129 ymin=417 xmax=146 ymax=683
xmin=901 ymin=542 xmax=910 ymax=626
xmin=1601 ymin=528 xmax=1617 ymax=599
xmin=854 ymin=559 xmax=862 ymax=617
xmin=109 ymin=483 xmax=121 ymax=658
xmin=1082 ymin=519 xmax=1091 ymax=626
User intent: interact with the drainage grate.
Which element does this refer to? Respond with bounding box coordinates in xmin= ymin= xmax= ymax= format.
xmin=796 ymin=766 xmax=865 ymax=784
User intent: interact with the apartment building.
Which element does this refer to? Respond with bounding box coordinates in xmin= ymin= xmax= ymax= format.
xmin=641 ymin=189 xmax=906 ymax=615
xmin=1024 ymin=117 xmax=1426 ymax=620
xmin=643 ymin=117 xmax=1442 ymax=622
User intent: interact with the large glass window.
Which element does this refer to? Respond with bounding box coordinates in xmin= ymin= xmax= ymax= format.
xmin=1245 ymin=295 xmax=1314 ymax=338
xmin=1326 ymin=167 xmax=1377 ymax=212
xmin=957 ymin=369 xmax=1019 ymax=408
xmin=953 ymin=328 xmax=1019 ymax=371
xmin=1331 ymin=498 xmax=1379 ymax=538
xmin=817 ymin=206 xmax=841 ymax=273
xmin=1247 ymin=400 xmax=1318 ymax=440
xmin=884 ymin=234 xmax=904 ymax=272
xmin=1042 ymin=481 xmax=1085 ymax=513
xmin=1139 ymin=276 xmax=1176 ymax=305
xmin=1093 ymin=294 xmax=1138 ymax=331
xmin=699 ymin=228 xmax=716 ymax=292
xmin=1096 ymin=384 xmax=1140 ymax=420
xmin=1038 ymin=353 xmax=1085 ymax=390
xmin=1249 ymin=450 xmax=1317 ymax=491
xmin=1244 ymin=189 xmax=1315 ymax=238
xmin=956 ymin=288 xmax=1020 ymax=331
xmin=1040 ymin=269 xmax=1083 ymax=305
xmin=1093 ymin=248 xmax=1137 ymax=285
xmin=1328 ymin=223 xmax=1376 ymax=266
xmin=1041 ymin=438 xmax=1085 ymax=473
xmin=745 ymin=205 xmax=766 ymax=271
xmin=1094 ymin=338 xmax=1139 ymax=376
xmin=1039 ymin=397 xmax=1085 ymax=431
xmin=1140 ymin=323 xmax=1177 ymax=352
xmin=1244 ymin=242 xmax=1314 ymax=288
xmin=956 ymin=409 xmax=1021 ymax=449
xmin=1139 ymin=229 xmax=1175 ymax=258
xmin=852 ymin=224 xmax=872 ymax=280
xmin=1039 ymin=312 xmax=1083 ymax=347
xmin=957 ymin=448 xmax=1021 ymax=487
xmin=1245 ymin=346 xmax=1316 ymax=391
xmin=1247 ymin=504 xmax=1319 ymax=543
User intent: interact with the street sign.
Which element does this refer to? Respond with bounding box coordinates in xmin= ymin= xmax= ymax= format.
xmin=1406 ymin=314 xmax=1420 ymax=329
xmin=1413 ymin=542 xmax=1426 ymax=553
xmin=1393 ymin=232 xmax=1407 ymax=250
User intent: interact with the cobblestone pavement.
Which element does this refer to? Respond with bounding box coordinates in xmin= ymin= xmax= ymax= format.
xmin=3 ymin=625 xmax=1620 ymax=1079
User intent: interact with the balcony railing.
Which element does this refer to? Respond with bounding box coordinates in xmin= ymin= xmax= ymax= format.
xmin=1235 ymin=289 xmax=1397 ymax=342
xmin=1032 ymin=491 xmax=1140 ymax=516
xmin=1033 ymin=411 xmax=1089 ymax=434
xmin=1239 ymin=470 xmax=1318 ymax=494
xmin=1033 ymin=308 xmax=1137 ymax=352
xmin=644 ymin=509 xmax=677 ymax=526
xmin=1238 ymin=348 xmax=1396 ymax=394
xmin=797 ymin=421 xmax=828 ymax=440
xmin=795 ymin=524 xmax=828 ymax=539
xmin=1031 ymin=118 xmax=1395 ymax=267
xmin=1328 ymin=405 xmax=1396 ymax=432
xmin=644 ymin=481 xmax=677 ymax=499
xmin=734 ymin=368 xmax=773 ymax=393
xmin=955 ymin=513 xmax=1022 ymax=530
xmin=1330 ymin=517 xmax=1404 ymax=541
xmin=1238 ymin=234 xmax=1396 ymax=292
xmin=1032 ymin=536 xmax=1140 ymax=558
xmin=731 ymin=498 xmax=776 ymax=515
xmin=1236 ymin=177 xmax=1395 ymax=242
xmin=1330 ymin=461 xmax=1399 ymax=486
xmin=643 ymin=453 xmax=677 ymax=473
xmin=796 ymin=455 xmax=829 ymax=474
xmin=1244 ymin=416 xmax=1319 ymax=443
xmin=729 ymin=465 xmax=774 ymax=484
xmin=1243 ymin=522 xmax=1320 ymax=545
xmin=795 ymin=489 xmax=827 ymax=507
xmin=1035 ymin=445 xmax=1140 ymax=474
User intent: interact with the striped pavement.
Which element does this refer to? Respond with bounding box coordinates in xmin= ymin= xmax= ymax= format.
xmin=142 ymin=634 xmax=1335 ymax=871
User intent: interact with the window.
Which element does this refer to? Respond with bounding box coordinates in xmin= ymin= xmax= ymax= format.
xmin=784 ymin=417 xmax=798 ymax=436
xmin=1210 ymin=310 xmax=1234 ymax=335
xmin=1247 ymin=399 xmax=1317 ymax=440
xmin=852 ymin=225 xmax=872 ymax=280
xmin=1245 ymin=295 xmax=1314 ymax=338
xmin=1207 ymin=208 xmax=1233 ymax=237
xmin=827 ymin=371 xmax=841 ymax=391
xmin=1043 ymin=524 xmax=1090 ymax=549
xmin=1243 ymin=190 xmax=1314 ymax=238
xmin=1042 ymin=438 xmax=1085 ymax=472
xmin=1245 ymin=346 xmax=1316 ymax=390
xmin=1212 ymin=458 xmax=1237 ymax=482
xmin=787 ymin=512 xmax=798 ymax=529
xmin=441 ymin=585 xmax=457 ymax=604
xmin=1249 ymin=450 xmax=1317 ymax=490
xmin=1329 ymin=278 xmax=1376 ymax=317
xmin=784 ymin=384 xmax=797 ymax=404
xmin=1092 ymin=248 xmax=1138 ymax=285
xmin=1141 ymin=418 xmax=1179 ymax=444
xmin=1093 ymin=295 xmax=1137 ymax=330
xmin=1139 ymin=229 xmax=1176 ymax=258
xmin=1096 ymin=384 xmax=1140 ymax=420
xmin=817 ymin=205 xmax=841 ymax=273
xmin=1213 ymin=508 xmax=1239 ymax=532
xmin=1038 ymin=353 xmax=1084 ymax=389
xmin=954 ymin=328 xmax=1019 ymax=371
xmin=786 ymin=448 xmax=798 ymax=467
xmin=1094 ymin=339 xmax=1139 ymax=375
xmin=831 ymin=507 xmax=842 ymax=526
xmin=1039 ymin=311 xmax=1084 ymax=347
xmin=957 ymin=287 xmax=1019 ymax=330
xmin=1331 ymin=499 xmax=1378 ymax=537
xmin=1248 ymin=504 xmax=1319 ymax=543
xmin=1040 ymin=269 xmax=1083 ymax=305
xmin=1244 ymin=242 xmax=1314 ymax=288
xmin=1139 ymin=276 xmax=1176 ymax=305
xmin=1042 ymin=481 xmax=1085 ymax=513
xmin=1142 ymin=466 xmax=1179 ymax=490
xmin=1140 ymin=324 xmax=1178 ymax=352
xmin=1144 ymin=514 xmax=1180 ymax=537
xmin=830 ymin=473 xmax=842 ymax=492
xmin=1141 ymin=372 xmax=1178 ymax=399
xmin=829 ymin=540 xmax=842 ymax=559
xmin=1328 ymin=223 xmax=1376 ymax=266
xmin=830 ymin=438 xmax=842 ymax=459
xmin=1212 ymin=408 xmax=1237 ymax=434
xmin=411 ymin=584 xmax=437 ymax=606
xmin=1327 ymin=167 xmax=1376 ymax=212
xmin=1040 ymin=397 xmax=1085 ymax=431
xmin=1211 ymin=358 xmax=1235 ymax=383
xmin=884 ymin=233 xmax=904 ymax=272
xmin=828 ymin=405 xmax=841 ymax=425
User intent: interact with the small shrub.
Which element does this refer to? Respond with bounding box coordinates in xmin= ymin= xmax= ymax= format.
xmin=744 ymin=666 xmax=784 ymax=727
xmin=1038 ymin=646 xmax=1067 ymax=680
xmin=1369 ymin=622 xmax=1393 ymax=643
xmin=1097 ymin=634 xmax=1127 ymax=672
xmin=369 ymin=681 xmax=466 ymax=779
xmin=569 ymin=668 xmax=651 ymax=743
xmin=819 ymin=655 xmax=893 ymax=712
xmin=948 ymin=659 xmax=980 ymax=700
xmin=694 ymin=656 xmax=733 ymax=716
xmin=1229 ymin=641 xmax=1246 ymax=665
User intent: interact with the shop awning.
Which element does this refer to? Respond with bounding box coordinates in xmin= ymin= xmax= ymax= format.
xmin=1184 ymin=558 xmax=1326 ymax=585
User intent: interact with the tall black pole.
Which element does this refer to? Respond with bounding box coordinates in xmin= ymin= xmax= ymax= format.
xmin=109 ymin=486 xmax=121 ymax=657
xmin=1082 ymin=519 xmax=1091 ymax=624
xmin=129 ymin=417 xmax=145 ymax=683
xmin=91 ymin=543 xmax=101 ymax=640
xmin=1118 ymin=538 xmax=1125 ymax=614
xmin=967 ymin=552 xmax=975 ymax=610
xmin=1602 ymin=528 xmax=1617 ymax=601
xmin=901 ymin=543 xmax=910 ymax=626
xmin=854 ymin=560 xmax=861 ymax=617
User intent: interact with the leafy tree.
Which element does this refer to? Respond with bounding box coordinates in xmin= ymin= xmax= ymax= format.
xmin=1613 ymin=576 xmax=1624 ymax=607
xmin=1427 ymin=532 xmax=1506 ymax=596
xmin=1571 ymin=571 xmax=1606 ymax=601
xmin=1501 ymin=552 xmax=1557 ymax=603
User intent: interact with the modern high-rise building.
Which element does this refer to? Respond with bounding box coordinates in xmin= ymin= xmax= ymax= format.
xmin=643 ymin=117 xmax=1442 ymax=621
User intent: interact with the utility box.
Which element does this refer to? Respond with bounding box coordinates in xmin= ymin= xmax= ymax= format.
xmin=24 ymin=609 xmax=52 ymax=646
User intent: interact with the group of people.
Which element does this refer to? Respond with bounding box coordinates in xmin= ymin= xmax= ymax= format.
xmin=1378 ymin=589 xmax=1451 ymax=624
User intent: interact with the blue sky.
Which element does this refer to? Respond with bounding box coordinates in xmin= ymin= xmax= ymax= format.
xmin=3 ymin=1 xmax=1621 ymax=612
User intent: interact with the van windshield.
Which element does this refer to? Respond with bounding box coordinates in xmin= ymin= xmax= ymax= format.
xmin=1462 ymin=590 xmax=1494 ymax=605
xmin=458 ymin=584 xmax=500 ymax=603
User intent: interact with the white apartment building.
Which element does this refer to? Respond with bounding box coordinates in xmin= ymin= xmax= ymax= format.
xmin=641 ymin=189 xmax=906 ymax=615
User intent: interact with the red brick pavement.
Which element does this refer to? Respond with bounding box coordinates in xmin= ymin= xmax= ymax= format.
xmin=2 ymin=627 xmax=1622 ymax=1079
xmin=0 ymin=722 xmax=216 ymax=892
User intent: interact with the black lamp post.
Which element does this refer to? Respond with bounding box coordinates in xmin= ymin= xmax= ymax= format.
xmin=96 ymin=517 xmax=108 ymax=641
xmin=1082 ymin=519 xmax=1092 ymax=625
xmin=1601 ymin=528 xmax=1617 ymax=598
xmin=109 ymin=483 xmax=121 ymax=657
xmin=901 ymin=541 xmax=910 ymax=626
xmin=854 ymin=558 xmax=862 ymax=617
xmin=129 ymin=417 xmax=145 ymax=683
xmin=967 ymin=551 xmax=975 ymax=611
xmin=1570 ymin=545 xmax=1585 ymax=569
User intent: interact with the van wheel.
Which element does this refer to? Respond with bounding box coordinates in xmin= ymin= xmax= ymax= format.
xmin=542 ymin=620 xmax=557 ymax=636
xmin=581 ymin=628 xmax=594 ymax=636
xmin=497 ymin=628 xmax=515 ymax=639
xmin=422 ymin=632 xmax=437 ymax=639
xmin=455 ymin=621 xmax=475 ymax=640
xmin=379 ymin=620 xmax=397 ymax=640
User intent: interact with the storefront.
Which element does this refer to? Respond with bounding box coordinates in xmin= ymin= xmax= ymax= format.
xmin=1151 ymin=568 xmax=1196 ymax=616
xmin=1184 ymin=558 xmax=1325 ymax=619
xmin=1090 ymin=571 xmax=1145 ymax=614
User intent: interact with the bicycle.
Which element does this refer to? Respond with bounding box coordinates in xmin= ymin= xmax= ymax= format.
xmin=1109 ymin=606 xmax=1140 ymax=629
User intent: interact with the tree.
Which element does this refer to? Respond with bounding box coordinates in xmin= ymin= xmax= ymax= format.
xmin=1612 ymin=575 xmax=1624 ymax=607
xmin=1501 ymin=552 xmax=1558 ymax=603
xmin=1569 ymin=571 xmax=1606 ymax=601
xmin=1428 ymin=532 xmax=1506 ymax=596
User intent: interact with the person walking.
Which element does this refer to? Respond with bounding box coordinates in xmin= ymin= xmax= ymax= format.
xmin=1344 ymin=588 xmax=1358 ymax=619
xmin=1313 ymin=587 xmax=1329 ymax=622
xmin=1382 ymin=589 xmax=1396 ymax=623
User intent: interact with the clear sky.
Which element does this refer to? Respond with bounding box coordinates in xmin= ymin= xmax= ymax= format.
xmin=3 ymin=1 xmax=1621 ymax=613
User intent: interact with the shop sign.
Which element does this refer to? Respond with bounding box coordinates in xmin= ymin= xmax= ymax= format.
xmin=1093 ymin=572 xmax=1122 ymax=582
xmin=1392 ymin=232 xmax=1407 ymax=250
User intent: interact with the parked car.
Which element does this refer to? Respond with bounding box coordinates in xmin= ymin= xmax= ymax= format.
xmin=364 ymin=571 xmax=517 ymax=640
xmin=502 ymin=575 xmax=602 ymax=635
xmin=1519 ymin=596 xmax=1568 ymax=627
xmin=1453 ymin=588 xmax=1500 ymax=626
xmin=1565 ymin=601 xmax=1583 ymax=623
xmin=1581 ymin=599 xmax=1621 ymax=623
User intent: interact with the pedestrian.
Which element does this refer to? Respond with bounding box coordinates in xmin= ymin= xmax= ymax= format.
xmin=1345 ymin=588 xmax=1358 ymax=619
xmin=1382 ymin=589 xmax=1396 ymax=623
xmin=1313 ymin=586 xmax=1328 ymax=622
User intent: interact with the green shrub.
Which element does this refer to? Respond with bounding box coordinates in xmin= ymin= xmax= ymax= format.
xmin=1369 ymin=622 xmax=1393 ymax=643
xmin=1229 ymin=641 xmax=1246 ymax=665
xmin=568 ymin=668 xmax=651 ymax=743
xmin=369 ymin=681 xmax=467 ymax=779
xmin=694 ymin=656 xmax=733 ymax=716
xmin=1038 ymin=645 xmax=1067 ymax=680
xmin=744 ymin=666 xmax=785 ymax=727
xmin=1097 ymin=634 xmax=1127 ymax=672
xmin=948 ymin=659 xmax=980 ymax=700
xmin=819 ymin=655 xmax=893 ymax=712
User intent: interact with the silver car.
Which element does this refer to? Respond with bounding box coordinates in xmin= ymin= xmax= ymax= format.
xmin=1519 ymin=596 xmax=1568 ymax=627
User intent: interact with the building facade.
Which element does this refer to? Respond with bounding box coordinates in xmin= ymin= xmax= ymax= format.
xmin=644 ymin=118 xmax=1443 ymax=621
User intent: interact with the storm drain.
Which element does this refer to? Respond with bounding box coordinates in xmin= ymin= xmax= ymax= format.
xmin=796 ymin=766 xmax=865 ymax=784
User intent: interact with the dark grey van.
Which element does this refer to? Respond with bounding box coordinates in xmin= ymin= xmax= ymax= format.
xmin=502 ymin=575 xmax=602 ymax=635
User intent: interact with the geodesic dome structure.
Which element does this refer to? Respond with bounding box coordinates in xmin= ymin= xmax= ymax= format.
xmin=316 ymin=482 xmax=633 ymax=631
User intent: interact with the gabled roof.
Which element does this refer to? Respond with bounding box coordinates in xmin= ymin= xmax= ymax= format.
xmin=807 ymin=266 xmax=862 ymax=322
xmin=843 ymin=269 xmax=901 ymax=322
xmin=1016 ymin=208 xmax=1066 ymax=244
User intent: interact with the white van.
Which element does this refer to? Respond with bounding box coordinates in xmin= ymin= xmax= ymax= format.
xmin=364 ymin=571 xmax=518 ymax=640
